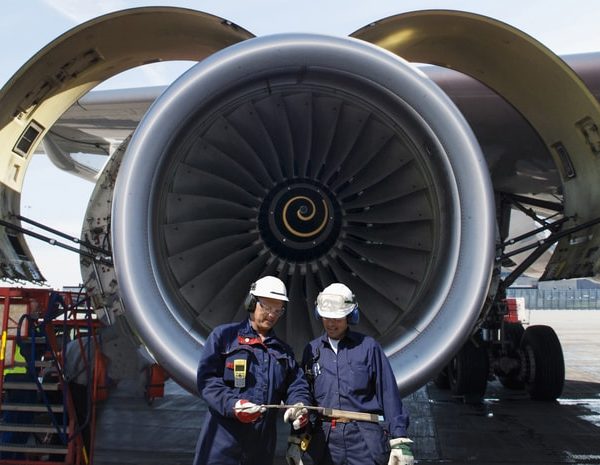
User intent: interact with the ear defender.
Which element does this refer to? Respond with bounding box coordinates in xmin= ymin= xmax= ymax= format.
xmin=347 ymin=305 xmax=360 ymax=325
xmin=244 ymin=282 xmax=257 ymax=312
xmin=346 ymin=291 xmax=359 ymax=325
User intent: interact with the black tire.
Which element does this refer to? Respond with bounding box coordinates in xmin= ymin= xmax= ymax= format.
xmin=498 ymin=322 xmax=525 ymax=389
xmin=432 ymin=366 xmax=450 ymax=389
xmin=520 ymin=325 xmax=564 ymax=401
xmin=448 ymin=340 xmax=489 ymax=398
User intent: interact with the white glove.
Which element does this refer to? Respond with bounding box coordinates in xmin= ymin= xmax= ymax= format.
xmin=285 ymin=443 xmax=304 ymax=465
xmin=388 ymin=437 xmax=414 ymax=465
xmin=233 ymin=399 xmax=266 ymax=423
xmin=283 ymin=402 xmax=309 ymax=430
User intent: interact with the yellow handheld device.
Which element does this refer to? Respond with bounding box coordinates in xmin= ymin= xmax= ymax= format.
xmin=233 ymin=359 xmax=247 ymax=388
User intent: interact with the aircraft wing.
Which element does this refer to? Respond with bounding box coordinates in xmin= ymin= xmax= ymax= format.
xmin=41 ymin=86 xmax=164 ymax=157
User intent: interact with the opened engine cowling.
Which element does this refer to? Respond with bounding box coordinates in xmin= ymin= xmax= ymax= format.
xmin=112 ymin=33 xmax=495 ymax=396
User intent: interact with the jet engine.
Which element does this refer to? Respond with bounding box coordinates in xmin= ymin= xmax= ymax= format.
xmin=109 ymin=33 xmax=496 ymax=395
xmin=9 ymin=7 xmax=600 ymax=399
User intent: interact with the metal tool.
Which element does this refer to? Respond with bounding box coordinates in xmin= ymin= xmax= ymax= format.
xmin=255 ymin=404 xmax=381 ymax=423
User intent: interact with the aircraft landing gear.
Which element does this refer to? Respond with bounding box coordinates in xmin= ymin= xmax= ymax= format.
xmin=520 ymin=325 xmax=565 ymax=401
xmin=496 ymin=322 xmax=525 ymax=390
xmin=433 ymin=323 xmax=565 ymax=402
xmin=447 ymin=339 xmax=489 ymax=399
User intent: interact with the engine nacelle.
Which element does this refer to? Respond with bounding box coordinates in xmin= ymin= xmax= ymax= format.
xmin=112 ymin=33 xmax=495 ymax=395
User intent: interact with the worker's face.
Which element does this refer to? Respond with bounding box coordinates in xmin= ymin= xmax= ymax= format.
xmin=321 ymin=317 xmax=348 ymax=340
xmin=250 ymin=297 xmax=285 ymax=336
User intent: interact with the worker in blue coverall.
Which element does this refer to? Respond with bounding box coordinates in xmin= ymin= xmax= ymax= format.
xmin=193 ymin=276 xmax=311 ymax=465
xmin=287 ymin=283 xmax=414 ymax=465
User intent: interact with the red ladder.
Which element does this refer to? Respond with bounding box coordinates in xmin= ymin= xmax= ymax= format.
xmin=0 ymin=287 xmax=103 ymax=465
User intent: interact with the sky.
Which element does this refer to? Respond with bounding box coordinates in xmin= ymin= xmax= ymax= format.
xmin=2 ymin=0 xmax=600 ymax=289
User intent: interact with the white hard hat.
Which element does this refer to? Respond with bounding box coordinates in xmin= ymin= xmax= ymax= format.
xmin=316 ymin=283 xmax=357 ymax=319
xmin=250 ymin=276 xmax=289 ymax=302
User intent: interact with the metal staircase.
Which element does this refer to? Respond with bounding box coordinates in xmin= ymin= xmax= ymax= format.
xmin=0 ymin=287 xmax=101 ymax=465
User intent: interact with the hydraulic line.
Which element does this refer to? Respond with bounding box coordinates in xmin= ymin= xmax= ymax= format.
xmin=14 ymin=214 xmax=109 ymax=256
xmin=499 ymin=214 xmax=600 ymax=291
xmin=0 ymin=217 xmax=112 ymax=267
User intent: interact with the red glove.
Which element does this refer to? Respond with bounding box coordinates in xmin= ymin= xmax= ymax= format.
xmin=234 ymin=400 xmax=266 ymax=423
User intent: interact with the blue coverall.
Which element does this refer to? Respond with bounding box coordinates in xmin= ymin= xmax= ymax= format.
xmin=193 ymin=318 xmax=311 ymax=465
xmin=302 ymin=330 xmax=410 ymax=465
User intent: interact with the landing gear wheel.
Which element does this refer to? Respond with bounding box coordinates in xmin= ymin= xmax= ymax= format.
xmin=521 ymin=325 xmax=564 ymax=401
xmin=448 ymin=339 xmax=489 ymax=399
